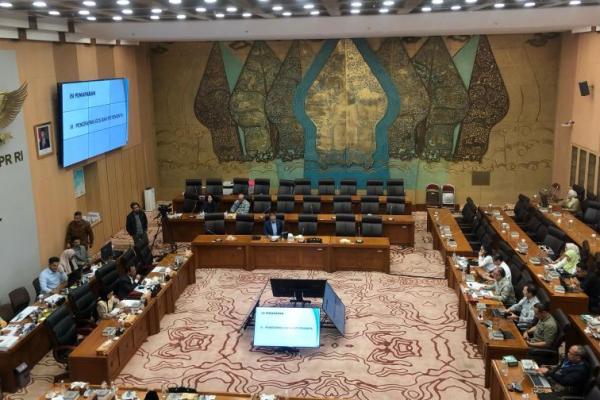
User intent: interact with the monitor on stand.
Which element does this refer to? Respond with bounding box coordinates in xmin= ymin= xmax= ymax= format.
xmin=270 ymin=278 xmax=327 ymax=306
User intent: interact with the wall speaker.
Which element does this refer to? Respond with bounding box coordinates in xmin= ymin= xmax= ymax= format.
xmin=579 ymin=81 xmax=591 ymax=96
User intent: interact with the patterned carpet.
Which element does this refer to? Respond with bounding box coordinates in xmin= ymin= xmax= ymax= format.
xmin=6 ymin=212 xmax=486 ymax=400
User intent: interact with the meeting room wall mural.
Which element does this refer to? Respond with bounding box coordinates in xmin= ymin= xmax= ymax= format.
xmin=152 ymin=34 xmax=558 ymax=202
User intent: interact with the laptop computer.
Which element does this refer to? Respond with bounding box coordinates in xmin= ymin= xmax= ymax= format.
xmin=526 ymin=372 xmax=552 ymax=389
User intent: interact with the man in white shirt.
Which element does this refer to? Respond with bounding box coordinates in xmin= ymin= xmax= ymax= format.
xmin=507 ymin=283 xmax=540 ymax=331
xmin=481 ymin=254 xmax=511 ymax=281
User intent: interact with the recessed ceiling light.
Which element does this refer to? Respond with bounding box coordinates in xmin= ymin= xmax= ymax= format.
xmin=78 ymin=9 xmax=90 ymax=15
xmin=431 ymin=0 xmax=443 ymax=4
xmin=421 ymin=5 xmax=431 ymax=10
xmin=379 ymin=7 xmax=389 ymax=12
xmin=493 ymin=2 xmax=504 ymax=7
xmin=465 ymin=0 xmax=477 ymax=3
xmin=451 ymin=4 xmax=461 ymax=9
xmin=32 ymin=1 xmax=47 ymax=7
xmin=169 ymin=0 xmax=182 ymax=4
xmin=524 ymin=1 xmax=535 ymax=6
xmin=150 ymin=14 xmax=160 ymax=19
xmin=215 ymin=12 xmax=225 ymax=17
xmin=310 ymin=9 xmax=319 ymax=14
xmin=112 ymin=15 xmax=122 ymax=20
xmin=272 ymin=4 xmax=283 ymax=10
xmin=151 ymin=8 xmax=162 ymax=13
xmin=303 ymin=3 xmax=314 ymax=8
xmin=0 ymin=2 xmax=12 ymax=7
xmin=83 ymin=0 xmax=96 ymax=6
xmin=258 ymin=0 xmax=269 ymax=2
xmin=242 ymin=11 xmax=252 ymax=16
xmin=196 ymin=6 xmax=206 ymax=11
xmin=177 ymin=13 xmax=186 ymax=18
xmin=383 ymin=0 xmax=394 ymax=5
xmin=86 ymin=15 xmax=96 ymax=20
xmin=48 ymin=9 xmax=60 ymax=14
xmin=351 ymin=0 xmax=361 ymax=5
xmin=569 ymin=0 xmax=581 ymax=4
xmin=121 ymin=8 xmax=133 ymax=14
xmin=282 ymin=10 xmax=292 ymax=15
xmin=350 ymin=8 xmax=360 ymax=13
xmin=226 ymin=6 xmax=237 ymax=12
xmin=116 ymin=0 xmax=129 ymax=4
xmin=205 ymin=0 xmax=217 ymax=3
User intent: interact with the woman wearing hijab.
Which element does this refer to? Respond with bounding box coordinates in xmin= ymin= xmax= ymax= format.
xmin=561 ymin=189 xmax=581 ymax=213
xmin=58 ymin=248 xmax=77 ymax=274
xmin=550 ymin=243 xmax=580 ymax=275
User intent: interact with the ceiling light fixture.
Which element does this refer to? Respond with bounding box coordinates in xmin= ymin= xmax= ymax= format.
xmin=431 ymin=0 xmax=443 ymax=4
xmin=524 ymin=1 xmax=535 ymax=6
xmin=282 ymin=10 xmax=292 ymax=15
xmin=226 ymin=5 xmax=237 ymax=11
xmin=177 ymin=13 xmax=186 ymax=18
xmin=272 ymin=4 xmax=283 ymax=10
xmin=205 ymin=0 xmax=217 ymax=3
xmin=78 ymin=9 xmax=90 ymax=15
xmin=493 ymin=2 xmax=504 ymax=7
xmin=116 ymin=0 xmax=129 ymax=5
xmin=196 ymin=6 xmax=206 ymax=11
xmin=451 ymin=4 xmax=461 ymax=9
xmin=112 ymin=15 xmax=123 ymax=20
xmin=383 ymin=0 xmax=394 ymax=5
xmin=32 ymin=1 xmax=47 ymax=7
xmin=86 ymin=15 xmax=96 ymax=20
xmin=151 ymin=8 xmax=162 ymax=13
xmin=465 ymin=0 xmax=477 ymax=3
xmin=379 ymin=7 xmax=389 ymax=12
xmin=215 ymin=12 xmax=225 ymax=17
xmin=169 ymin=0 xmax=182 ymax=4
xmin=0 ymin=2 xmax=13 ymax=7
xmin=350 ymin=8 xmax=360 ymax=13
xmin=122 ymin=8 xmax=133 ymax=14
xmin=350 ymin=0 xmax=361 ymax=5
xmin=310 ymin=9 xmax=319 ymax=14
xmin=303 ymin=3 xmax=314 ymax=8
xmin=83 ymin=0 xmax=96 ymax=6
xmin=48 ymin=9 xmax=60 ymax=14
xmin=258 ymin=0 xmax=269 ymax=2
xmin=421 ymin=5 xmax=431 ymax=10
xmin=242 ymin=11 xmax=252 ymax=16
xmin=569 ymin=0 xmax=581 ymax=4
xmin=150 ymin=14 xmax=160 ymax=19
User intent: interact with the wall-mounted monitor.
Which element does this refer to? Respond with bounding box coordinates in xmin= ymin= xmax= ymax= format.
xmin=57 ymin=78 xmax=128 ymax=168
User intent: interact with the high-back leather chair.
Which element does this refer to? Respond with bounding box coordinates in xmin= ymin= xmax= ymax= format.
xmin=9 ymin=287 xmax=30 ymax=314
xmin=235 ymin=213 xmax=255 ymax=234
xmin=366 ymin=180 xmax=384 ymax=196
xmin=360 ymin=196 xmax=380 ymax=214
xmin=339 ymin=180 xmax=357 ymax=195
xmin=253 ymin=194 xmax=272 ymax=214
xmin=298 ymin=214 xmax=318 ymax=235
xmin=95 ymin=260 xmax=119 ymax=294
xmin=386 ymin=196 xmax=406 ymax=215
xmin=0 ymin=303 xmax=14 ymax=322
xmin=233 ymin=178 xmax=249 ymax=195
xmin=387 ymin=179 xmax=405 ymax=196
xmin=184 ymin=179 xmax=202 ymax=196
xmin=206 ymin=178 xmax=223 ymax=196
xmin=361 ymin=215 xmax=382 ymax=237
xmin=204 ymin=213 xmax=225 ymax=234
xmin=253 ymin=178 xmax=270 ymax=195
xmin=276 ymin=195 xmax=295 ymax=213
xmin=335 ymin=214 xmax=356 ymax=236
xmin=302 ymin=195 xmax=321 ymax=214
xmin=277 ymin=180 xmax=295 ymax=195
xmin=294 ymin=179 xmax=312 ymax=195
xmin=318 ymin=179 xmax=335 ymax=195
xmin=333 ymin=195 xmax=352 ymax=214
xmin=33 ymin=278 xmax=41 ymax=297
xmin=67 ymin=283 xmax=97 ymax=323
xmin=528 ymin=308 xmax=571 ymax=365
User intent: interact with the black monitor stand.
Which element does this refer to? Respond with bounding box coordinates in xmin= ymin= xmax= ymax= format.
xmin=290 ymin=291 xmax=311 ymax=307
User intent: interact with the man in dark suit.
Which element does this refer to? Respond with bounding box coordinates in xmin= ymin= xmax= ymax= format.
xmin=264 ymin=211 xmax=284 ymax=236
xmin=536 ymin=345 xmax=590 ymax=395
xmin=126 ymin=202 xmax=148 ymax=249
xmin=116 ymin=265 xmax=141 ymax=299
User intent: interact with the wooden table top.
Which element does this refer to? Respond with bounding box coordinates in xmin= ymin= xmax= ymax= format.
xmin=174 ymin=193 xmax=411 ymax=204
xmin=491 ymin=359 xmax=541 ymax=399
xmin=467 ymin=301 xmax=529 ymax=351
xmin=168 ymin=213 xmax=414 ymax=225
xmin=487 ymin=210 xmax=587 ymax=300
xmin=192 ymin=235 xmax=390 ymax=248
xmin=541 ymin=206 xmax=600 ymax=254
xmin=569 ymin=314 xmax=600 ymax=359
xmin=427 ymin=208 xmax=473 ymax=253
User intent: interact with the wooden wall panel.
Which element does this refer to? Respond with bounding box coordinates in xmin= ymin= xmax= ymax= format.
xmin=96 ymin=46 xmax=116 ymax=78
xmin=76 ymin=44 xmax=98 ymax=81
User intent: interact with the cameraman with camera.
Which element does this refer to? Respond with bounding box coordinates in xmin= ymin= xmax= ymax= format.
xmin=126 ymin=201 xmax=148 ymax=248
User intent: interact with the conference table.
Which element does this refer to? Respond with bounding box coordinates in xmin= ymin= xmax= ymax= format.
xmin=68 ymin=254 xmax=195 ymax=384
xmin=192 ymin=234 xmax=391 ymax=273
xmin=484 ymin=209 xmax=588 ymax=315
xmin=489 ymin=359 xmax=545 ymax=400
xmin=567 ymin=314 xmax=600 ymax=361
xmin=163 ymin=212 xmax=414 ymax=246
xmin=172 ymin=193 xmax=413 ymax=215
xmin=426 ymin=208 xmax=475 ymax=278
xmin=539 ymin=206 xmax=600 ymax=254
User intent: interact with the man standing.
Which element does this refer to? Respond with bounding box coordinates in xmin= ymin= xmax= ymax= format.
xmin=536 ymin=345 xmax=590 ymax=395
xmin=126 ymin=202 xmax=148 ymax=248
xmin=39 ymin=257 xmax=67 ymax=294
xmin=65 ymin=211 xmax=94 ymax=249
xmin=230 ymin=193 xmax=250 ymax=214
xmin=523 ymin=302 xmax=558 ymax=348
xmin=506 ymin=283 xmax=540 ymax=331
xmin=264 ymin=211 xmax=284 ymax=236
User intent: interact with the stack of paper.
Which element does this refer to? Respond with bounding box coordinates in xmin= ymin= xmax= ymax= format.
xmin=0 ymin=335 xmax=19 ymax=350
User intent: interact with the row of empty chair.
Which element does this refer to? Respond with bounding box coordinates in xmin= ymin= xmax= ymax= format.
xmin=184 ymin=178 xmax=406 ymax=197
xmin=203 ymin=212 xmax=385 ymax=237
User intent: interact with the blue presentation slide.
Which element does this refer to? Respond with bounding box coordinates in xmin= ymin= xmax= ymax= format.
xmin=254 ymin=307 xmax=320 ymax=348
xmin=60 ymin=79 xmax=128 ymax=167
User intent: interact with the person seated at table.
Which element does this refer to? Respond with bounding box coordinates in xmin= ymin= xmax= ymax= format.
xmin=478 ymin=245 xmax=494 ymax=271
xmin=58 ymin=247 xmax=77 ymax=274
xmin=264 ymin=211 xmax=284 ymax=236
xmin=116 ymin=265 xmax=142 ymax=300
xmin=560 ymin=189 xmax=581 ymax=213
xmin=549 ymin=243 xmax=580 ymax=275
xmin=523 ymin=302 xmax=557 ymax=348
xmin=536 ymin=345 xmax=590 ymax=396
xmin=39 ymin=256 xmax=67 ymax=294
xmin=549 ymin=182 xmax=561 ymax=203
xmin=201 ymin=194 xmax=219 ymax=213
xmin=506 ymin=283 xmax=540 ymax=331
xmin=481 ymin=254 xmax=511 ymax=281
xmin=230 ymin=193 xmax=250 ymax=214
xmin=485 ymin=267 xmax=516 ymax=306
xmin=573 ymin=264 xmax=600 ymax=312
xmin=71 ymin=238 xmax=89 ymax=269
xmin=96 ymin=289 xmax=119 ymax=320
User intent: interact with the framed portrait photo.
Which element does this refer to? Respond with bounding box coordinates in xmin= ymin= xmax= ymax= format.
xmin=34 ymin=122 xmax=53 ymax=159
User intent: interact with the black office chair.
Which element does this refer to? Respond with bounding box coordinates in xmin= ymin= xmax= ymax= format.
xmin=534 ymin=223 xmax=549 ymax=244
xmin=32 ymin=277 xmax=41 ymax=298
xmin=120 ymin=247 xmax=139 ymax=273
xmin=253 ymin=194 xmax=272 ymax=213
xmin=9 ymin=287 xmax=30 ymax=315
xmin=204 ymin=212 xmax=226 ymax=234
xmin=206 ymin=178 xmax=223 ymax=196
xmin=184 ymin=177 xmax=202 ymax=192
xmin=318 ymin=179 xmax=335 ymax=195
xmin=542 ymin=228 xmax=566 ymax=260
xmin=366 ymin=180 xmax=384 ymax=196
xmin=386 ymin=196 xmax=406 ymax=215
xmin=361 ymin=215 xmax=383 ymax=237
xmin=528 ymin=308 xmax=570 ymax=365
xmin=387 ymin=179 xmax=405 ymax=196
xmin=235 ymin=213 xmax=255 ymax=234
xmin=233 ymin=178 xmax=249 ymax=195
xmin=67 ymin=283 xmax=97 ymax=326
xmin=335 ymin=214 xmax=357 ymax=236
xmin=339 ymin=180 xmax=357 ymax=195
xmin=294 ymin=179 xmax=312 ymax=195
xmin=276 ymin=195 xmax=295 ymax=213
xmin=302 ymin=195 xmax=321 ymax=214
xmin=574 ymin=346 xmax=600 ymax=399
xmin=360 ymin=196 xmax=380 ymax=214
xmin=298 ymin=214 xmax=318 ymax=235
xmin=95 ymin=260 xmax=119 ymax=294
xmin=181 ymin=192 xmax=199 ymax=213
xmin=277 ymin=179 xmax=295 ymax=195
xmin=135 ymin=243 xmax=154 ymax=274
xmin=333 ymin=195 xmax=352 ymax=214
xmin=515 ymin=269 xmax=533 ymax=297
xmin=580 ymin=240 xmax=591 ymax=268
xmin=581 ymin=206 xmax=600 ymax=226
xmin=253 ymin=178 xmax=270 ymax=195
xmin=524 ymin=216 xmax=542 ymax=237
xmin=0 ymin=303 xmax=14 ymax=322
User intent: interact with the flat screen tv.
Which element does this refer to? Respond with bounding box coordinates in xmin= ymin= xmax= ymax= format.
xmin=253 ymin=307 xmax=320 ymax=348
xmin=57 ymin=78 xmax=128 ymax=167
xmin=322 ymin=282 xmax=346 ymax=335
